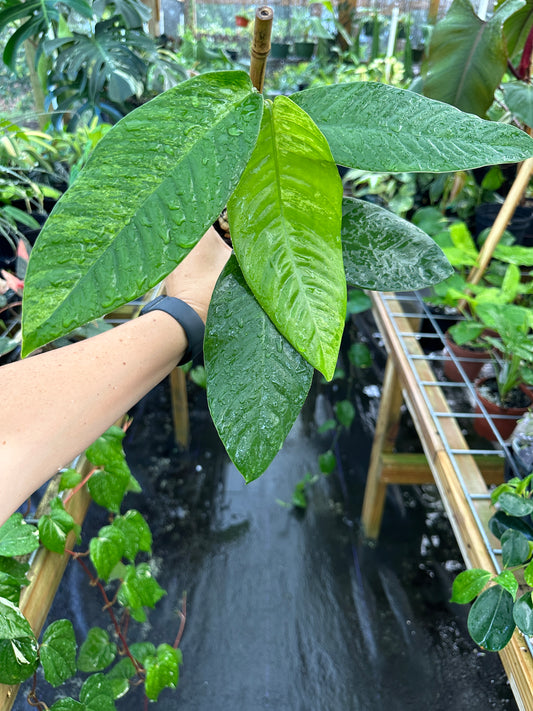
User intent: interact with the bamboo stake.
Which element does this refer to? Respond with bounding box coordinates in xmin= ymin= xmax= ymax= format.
xmin=250 ymin=6 xmax=274 ymax=93
xmin=466 ymin=157 xmax=533 ymax=288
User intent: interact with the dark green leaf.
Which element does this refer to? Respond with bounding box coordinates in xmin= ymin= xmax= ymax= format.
xmin=0 ymin=556 xmax=29 ymax=603
xmin=89 ymin=526 xmax=126 ymax=582
xmin=341 ymin=198 xmax=452 ymax=290
xmin=467 ymin=585 xmax=515 ymax=650
xmin=450 ymin=568 xmax=492 ymax=603
xmin=0 ymin=513 xmax=39 ymax=557
xmin=421 ymin=0 xmax=522 ymax=117
xmin=514 ymin=591 xmax=533 ymax=635
xmin=448 ymin=320 xmax=485 ymax=346
xmin=504 ymin=0 xmax=533 ymax=57
xmin=501 ymin=528 xmax=531 ymax=567
xmin=78 ymin=628 xmax=117 ymax=673
xmin=59 ymin=468 xmax=83 ymax=492
xmin=106 ymin=657 xmax=137 ymax=699
xmin=490 ymin=510 xmax=533 ymax=540
xmin=493 ymin=570 xmax=519 ymax=600
xmin=22 ymin=71 xmax=263 ymax=356
xmin=348 ymin=342 xmax=372 ymax=368
xmin=205 ymin=256 xmax=313 ymax=482
xmin=40 ymin=619 xmax=77 ymax=687
xmin=229 ymin=96 xmax=345 ymax=380
xmin=318 ymin=450 xmax=337 ymax=474
xmin=317 ymin=419 xmax=336 ymax=434
xmin=144 ymin=644 xmax=180 ymax=702
xmin=87 ymin=460 xmax=131 ymax=513
xmin=525 ymin=558 xmax=533 ymax=586
xmin=0 ymin=556 xmax=29 ymax=582
xmin=291 ymin=80 xmax=533 ymax=172
xmin=0 ymin=596 xmax=39 ymax=684
xmin=130 ymin=641 xmax=156 ymax=665
xmin=117 ymin=563 xmax=166 ymax=622
xmin=49 ymin=700 xmax=84 ymax=711
xmin=112 ymin=510 xmax=152 ymax=561
xmin=498 ymin=491 xmax=533 ymax=517
xmin=80 ymin=673 xmax=117 ymax=711
xmin=38 ymin=498 xmax=78 ymax=554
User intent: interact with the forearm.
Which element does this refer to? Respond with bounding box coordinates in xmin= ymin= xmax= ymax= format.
xmin=0 ymin=311 xmax=187 ymax=523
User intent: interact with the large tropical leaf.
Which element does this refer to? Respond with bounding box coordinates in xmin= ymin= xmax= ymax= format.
xmin=0 ymin=0 xmax=93 ymax=69
xmin=205 ymin=256 xmax=313 ymax=481
xmin=22 ymin=71 xmax=263 ymax=356
xmin=93 ymin=0 xmax=151 ymax=28
xmin=421 ymin=0 xmax=524 ymax=117
xmin=291 ymin=80 xmax=533 ymax=172
xmin=228 ymin=96 xmax=345 ymax=380
xmin=503 ymin=82 xmax=533 ymax=128
xmin=504 ymin=0 xmax=533 ymax=58
xmin=341 ymin=197 xmax=453 ymax=290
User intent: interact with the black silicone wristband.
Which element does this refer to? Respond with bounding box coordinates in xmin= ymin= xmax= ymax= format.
xmin=140 ymin=295 xmax=205 ymax=366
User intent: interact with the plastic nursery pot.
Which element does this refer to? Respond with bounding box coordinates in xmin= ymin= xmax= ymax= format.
xmin=293 ymin=41 xmax=316 ymax=59
xmin=443 ymin=331 xmax=490 ymax=382
xmin=235 ymin=15 xmax=249 ymax=27
xmin=475 ymin=203 xmax=533 ymax=245
xmin=419 ymin=306 xmax=460 ymax=354
xmin=474 ymin=377 xmax=533 ymax=441
xmin=270 ymin=42 xmax=290 ymax=59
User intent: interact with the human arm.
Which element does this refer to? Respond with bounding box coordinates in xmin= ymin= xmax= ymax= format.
xmin=0 ymin=226 xmax=231 ymax=524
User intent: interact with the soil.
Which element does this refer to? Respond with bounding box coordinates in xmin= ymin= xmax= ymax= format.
xmin=478 ymin=377 xmax=532 ymax=409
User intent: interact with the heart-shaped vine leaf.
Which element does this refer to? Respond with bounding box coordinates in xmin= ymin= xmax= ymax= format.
xmin=78 ymin=627 xmax=117 ymax=673
xmin=22 ymin=71 xmax=263 ymax=356
xmin=0 ymin=513 xmax=39 ymax=557
xmin=467 ymin=585 xmax=515 ymax=650
xmin=89 ymin=525 xmax=126 ymax=582
xmin=117 ymin=563 xmax=166 ymax=621
xmin=205 ymin=256 xmax=313 ymax=481
xmin=38 ymin=498 xmax=78 ymax=554
xmin=0 ymin=596 xmax=39 ymax=684
xmin=40 ymin=619 xmax=78 ymax=687
xmin=80 ymin=673 xmax=117 ymax=711
xmin=341 ymin=197 xmax=453 ymax=290
xmin=144 ymin=644 xmax=181 ymax=702
xmin=229 ymin=96 xmax=345 ymax=379
xmin=291 ymin=80 xmax=533 ymax=171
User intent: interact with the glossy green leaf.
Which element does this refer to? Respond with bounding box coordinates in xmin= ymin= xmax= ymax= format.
xmin=40 ymin=619 xmax=77 ymax=687
xmin=0 ymin=557 xmax=28 ymax=602
xmin=85 ymin=426 xmax=126 ymax=466
xmin=503 ymin=82 xmax=533 ymax=128
xmin=514 ymin=591 xmax=533 ymax=635
xmin=493 ymin=570 xmax=519 ymax=600
xmin=341 ymin=198 xmax=453 ymax=290
xmin=229 ymin=96 xmax=345 ymax=380
xmin=0 ymin=597 xmax=39 ymax=684
xmin=144 ymin=644 xmax=180 ymax=702
xmin=318 ymin=450 xmax=336 ymax=474
xmin=106 ymin=657 xmax=137 ymax=699
xmin=87 ymin=460 xmax=131 ymax=513
xmin=291 ymin=80 xmax=533 ymax=171
xmin=501 ymin=528 xmax=531 ymax=567
xmin=22 ymin=71 xmax=263 ymax=356
xmin=0 ymin=513 xmax=39 ymax=557
xmin=49 ymin=700 xmax=84 ymax=711
xmin=78 ymin=628 xmax=117 ymax=673
xmin=89 ymin=526 xmax=126 ymax=582
xmin=205 ymin=257 xmax=313 ymax=481
xmin=504 ymin=0 xmax=533 ymax=57
xmin=346 ymin=289 xmax=372 ymax=315
xmin=130 ymin=641 xmax=156 ymax=665
xmin=498 ymin=491 xmax=533 ymax=517
xmin=490 ymin=510 xmax=533 ymax=541
xmin=59 ymin=468 xmax=83 ymax=492
xmin=450 ymin=568 xmax=492 ymax=603
xmin=422 ymin=0 xmax=523 ymax=117
xmin=117 ymin=563 xmax=165 ymax=622
xmin=112 ymin=510 xmax=152 ymax=561
xmin=80 ymin=673 xmax=117 ymax=711
xmin=38 ymin=498 xmax=78 ymax=554
xmin=0 ymin=573 xmax=23 ymax=604
xmin=467 ymin=585 xmax=515 ymax=650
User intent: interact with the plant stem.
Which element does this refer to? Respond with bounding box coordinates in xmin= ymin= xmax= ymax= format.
xmin=173 ymin=592 xmax=187 ymax=649
xmin=249 ymin=6 xmax=274 ymax=92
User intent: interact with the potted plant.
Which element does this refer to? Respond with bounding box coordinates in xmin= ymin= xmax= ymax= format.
xmin=235 ymin=13 xmax=250 ymax=27
xmin=471 ymin=302 xmax=533 ymax=440
xmin=451 ymin=473 xmax=533 ymax=651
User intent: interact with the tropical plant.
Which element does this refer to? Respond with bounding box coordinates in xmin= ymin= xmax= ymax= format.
xmin=452 ymin=471 xmax=533 ymax=651
xmin=19 ymin=69 xmax=533 ymax=483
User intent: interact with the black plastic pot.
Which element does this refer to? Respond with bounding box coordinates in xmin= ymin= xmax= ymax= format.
xmin=293 ymin=41 xmax=315 ymax=59
xmin=475 ymin=203 xmax=533 ymax=245
xmin=270 ymin=42 xmax=290 ymax=59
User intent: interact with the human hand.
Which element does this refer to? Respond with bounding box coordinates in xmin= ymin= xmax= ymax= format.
xmin=164 ymin=226 xmax=232 ymax=323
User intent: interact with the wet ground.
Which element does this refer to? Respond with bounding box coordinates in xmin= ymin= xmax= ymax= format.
xmin=16 ymin=317 xmax=519 ymax=711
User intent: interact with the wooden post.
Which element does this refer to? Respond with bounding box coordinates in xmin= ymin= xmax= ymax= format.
xmin=183 ymin=0 xmax=197 ymax=35
xmin=466 ymin=157 xmax=533 ymax=288
xmin=361 ymin=356 xmax=404 ymax=539
xmin=428 ymin=0 xmax=441 ymax=24
xmin=142 ymin=0 xmax=160 ymax=36
xmin=250 ymin=6 xmax=274 ymax=93
xmin=170 ymin=367 xmax=190 ymax=449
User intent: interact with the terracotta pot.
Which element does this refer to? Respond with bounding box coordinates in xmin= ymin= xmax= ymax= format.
xmin=474 ymin=377 xmax=533 ymax=441
xmin=443 ymin=331 xmax=490 ymax=382
xmin=235 ymin=15 xmax=249 ymax=27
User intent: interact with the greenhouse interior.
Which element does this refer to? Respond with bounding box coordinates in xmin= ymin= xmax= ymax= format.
xmin=2 ymin=0 xmax=533 ymax=708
